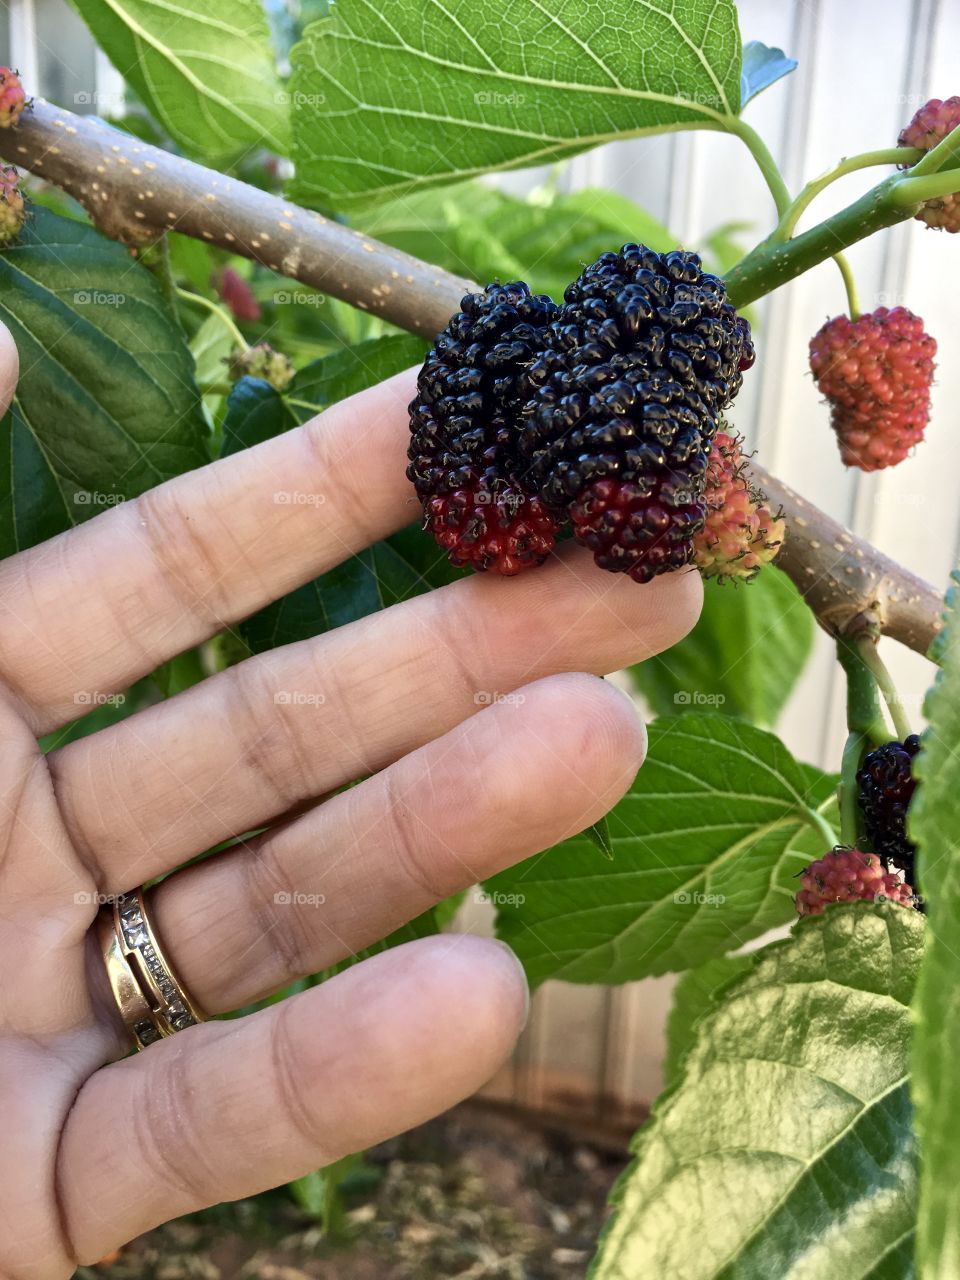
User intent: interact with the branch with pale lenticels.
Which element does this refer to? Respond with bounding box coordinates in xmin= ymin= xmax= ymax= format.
xmin=0 ymin=99 xmax=943 ymax=656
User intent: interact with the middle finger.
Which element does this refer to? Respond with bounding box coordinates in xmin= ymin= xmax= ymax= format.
xmin=48 ymin=544 xmax=701 ymax=889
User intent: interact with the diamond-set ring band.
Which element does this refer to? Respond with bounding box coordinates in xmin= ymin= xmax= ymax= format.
xmin=97 ymin=887 xmax=205 ymax=1050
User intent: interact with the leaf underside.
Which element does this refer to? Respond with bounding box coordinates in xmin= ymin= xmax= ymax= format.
xmin=70 ymin=0 xmax=289 ymax=159
xmin=593 ymin=905 xmax=922 ymax=1279
xmin=910 ymin=570 xmax=960 ymax=1276
xmin=289 ymin=0 xmax=743 ymax=209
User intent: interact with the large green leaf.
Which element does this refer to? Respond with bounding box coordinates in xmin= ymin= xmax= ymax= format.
xmin=71 ymin=0 xmax=288 ymax=160
xmin=911 ymin=572 xmax=960 ymax=1278
xmin=289 ymin=0 xmax=744 ymax=209
xmin=0 ymin=207 xmax=208 ymax=556
xmin=663 ymin=952 xmax=752 ymax=1087
xmin=632 ymin=568 xmax=815 ymax=728
xmin=490 ymin=714 xmax=838 ymax=985
xmin=593 ymin=904 xmax=923 ymax=1279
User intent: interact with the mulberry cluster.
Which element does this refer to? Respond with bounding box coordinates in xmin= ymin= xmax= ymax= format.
xmin=809 ymin=307 xmax=937 ymax=470
xmin=0 ymin=166 xmax=24 ymax=246
xmin=898 ymin=96 xmax=960 ymax=233
xmin=795 ymin=846 xmax=916 ymax=917
xmin=693 ymin=431 xmax=784 ymax=582
xmin=857 ymin=735 xmax=921 ymax=880
xmin=409 ymin=247 xmax=758 ymax=583
xmin=0 ymin=68 xmax=25 ymax=130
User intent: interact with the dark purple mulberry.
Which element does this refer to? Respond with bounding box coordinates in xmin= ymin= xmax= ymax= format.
xmin=856 ymin=735 xmax=922 ymax=879
xmin=407 ymin=282 xmax=562 ymax=574
xmin=518 ymin=245 xmax=753 ymax=583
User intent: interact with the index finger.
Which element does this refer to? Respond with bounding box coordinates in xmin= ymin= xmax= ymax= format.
xmin=0 ymin=364 xmax=418 ymax=733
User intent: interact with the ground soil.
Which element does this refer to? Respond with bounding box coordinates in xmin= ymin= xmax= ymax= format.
xmin=79 ymin=1103 xmax=632 ymax=1280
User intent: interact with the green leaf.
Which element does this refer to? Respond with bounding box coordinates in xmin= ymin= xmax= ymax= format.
xmin=151 ymin=649 xmax=207 ymax=698
xmin=218 ymin=334 xmax=454 ymax=652
xmin=289 ymin=0 xmax=743 ymax=209
xmin=593 ymin=904 xmax=922 ymax=1279
xmin=287 ymin=334 xmax=427 ymax=419
xmin=221 ymin=334 xmax=425 ymax=459
xmin=190 ymin=312 xmax=236 ymax=427
xmin=361 ymin=183 xmax=680 ymax=299
xmin=631 ymin=568 xmax=814 ymax=728
xmin=241 ymin=524 xmax=463 ymax=652
xmin=0 ymin=207 xmax=208 ymax=556
xmin=663 ymin=952 xmax=752 ymax=1087
xmin=927 ymin=570 xmax=958 ymax=666
xmin=584 ymin=816 xmax=614 ymax=860
xmin=489 ymin=714 xmax=838 ymax=985
xmin=70 ymin=0 xmax=289 ymax=160
xmin=740 ymin=39 xmax=798 ymax=107
xmin=220 ymin=377 xmax=295 ymax=457
xmin=910 ymin=578 xmax=960 ymax=1277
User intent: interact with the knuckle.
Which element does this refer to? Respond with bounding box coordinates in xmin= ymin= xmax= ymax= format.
xmin=243 ymin=841 xmax=318 ymax=989
xmin=384 ymin=768 xmax=454 ymax=903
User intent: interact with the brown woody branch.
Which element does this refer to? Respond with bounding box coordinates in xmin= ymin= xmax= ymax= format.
xmin=0 ymin=100 xmax=943 ymax=656
xmin=753 ymin=466 xmax=940 ymax=654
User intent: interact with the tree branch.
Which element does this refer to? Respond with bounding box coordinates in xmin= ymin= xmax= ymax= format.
xmin=754 ymin=465 xmax=941 ymax=654
xmin=0 ymin=100 xmax=943 ymax=656
xmin=2 ymin=99 xmax=471 ymax=336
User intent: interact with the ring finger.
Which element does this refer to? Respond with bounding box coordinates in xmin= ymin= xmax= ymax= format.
xmin=147 ymin=672 xmax=644 ymax=1014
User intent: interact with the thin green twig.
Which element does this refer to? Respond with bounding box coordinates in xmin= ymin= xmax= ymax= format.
xmin=175 ymin=286 xmax=248 ymax=352
xmin=804 ymin=804 xmax=840 ymax=850
xmin=907 ymin=123 xmax=960 ymax=176
xmin=836 ymin=636 xmax=891 ymax=746
xmin=772 ymin=147 xmax=921 ymax=242
xmin=888 ymin=167 xmax=960 ymax=206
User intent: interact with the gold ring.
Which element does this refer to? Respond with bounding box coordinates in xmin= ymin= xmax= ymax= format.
xmin=97 ymin=887 xmax=205 ymax=1050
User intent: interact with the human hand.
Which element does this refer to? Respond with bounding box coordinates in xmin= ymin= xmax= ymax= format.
xmin=0 ymin=321 xmax=700 ymax=1275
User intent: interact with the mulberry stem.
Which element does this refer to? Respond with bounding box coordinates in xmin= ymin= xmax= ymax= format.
xmin=835 ymin=636 xmax=890 ymax=847
xmin=839 ymin=731 xmax=867 ymax=848
xmin=833 ymin=252 xmax=860 ymax=319
xmin=803 ymin=804 xmax=840 ymax=850
xmin=907 ymin=122 xmax=960 ymax=176
xmin=837 ymin=636 xmax=890 ymax=747
xmin=888 ymin=168 xmax=960 ymax=206
xmin=854 ymin=636 xmax=914 ymax=742
xmin=725 ymin=180 xmax=906 ymax=308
